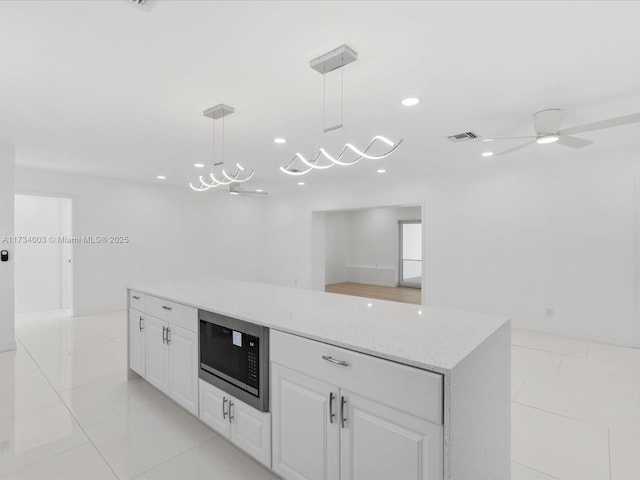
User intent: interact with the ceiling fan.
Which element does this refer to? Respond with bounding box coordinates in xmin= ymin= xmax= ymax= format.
xmin=484 ymin=109 xmax=640 ymax=156
xmin=208 ymin=184 xmax=268 ymax=197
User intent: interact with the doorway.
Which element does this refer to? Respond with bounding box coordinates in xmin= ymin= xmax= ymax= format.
xmin=399 ymin=220 xmax=422 ymax=288
xmin=321 ymin=206 xmax=423 ymax=305
xmin=14 ymin=194 xmax=73 ymax=314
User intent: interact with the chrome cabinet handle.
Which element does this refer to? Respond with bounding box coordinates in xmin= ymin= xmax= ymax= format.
xmin=340 ymin=396 xmax=347 ymax=428
xmin=166 ymin=327 xmax=171 ymax=345
xmin=139 ymin=316 xmax=144 ymax=332
xmin=329 ymin=392 xmax=335 ymax=424
xmin=132 ymin=295 xmax=140 ymax=300
xmin=228 ymin=401 xmax=234 ymax=423
xmin=322 ymin=355 xmax=349 ymax=367
xmin=162 ymin=326 xmax=167 ymax=344
xmin=222 ymin=397 xmax=228 ymax=420
xmin=161 ymin=305 xmax=172 ymax=311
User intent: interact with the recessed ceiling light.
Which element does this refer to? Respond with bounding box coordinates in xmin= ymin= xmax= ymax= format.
xmin=256 ymin=189 xmax=263 ymax=193
xmin=156 ymin=175 xmax=166 ymax=180
xmin=367 ymin=302 xmax=373 ymax=307
xmin=401 ymin=97 xmax=420 ymax=106
xmin=194 ymin=163 xmax=204 ymax=168
xmin=482 ymin=138 xmax=494 ymax=142
xmin=481 ymin=152 xmax=494 ymax=157
xmin=229 ymin=191 xmax=239 ymax=195
xmin=536 ymin=135 xmax=559 ymax=144
xmin=297 ymin=182 xmax=305 ymax=186
xmin=377 ymin=169 xmax=386 ymax=173
xmin=274 ymin=138 xmax=287 ymax=144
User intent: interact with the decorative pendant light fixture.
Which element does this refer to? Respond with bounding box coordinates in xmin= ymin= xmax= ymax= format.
xmin=280 ymin=45 xmax=403 ymax=177
xmin=189 ymin=104 xmax=254 ymax=192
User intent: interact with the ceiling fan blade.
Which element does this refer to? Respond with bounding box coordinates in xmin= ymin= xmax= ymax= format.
xmin=496 ymin=139 xmax=537 ymax=156
xmin=238 ymin=190 xmax=269 ymax=196
xmin=556 ymin=135 xmax=593 ymax=149
xmin=534 ymin=108 xmax=564 ymax=134
xmin=559 ymin=112 xmax=640 ymax=136
xmin=481 ymin=136 xmax=536 ymax=142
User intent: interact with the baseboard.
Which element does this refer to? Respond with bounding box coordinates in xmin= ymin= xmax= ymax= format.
xmin=0 ymin=341 xmax=17 ymax=353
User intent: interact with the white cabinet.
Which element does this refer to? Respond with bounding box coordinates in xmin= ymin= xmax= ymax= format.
xmin=271 ymin=363 xmax=339 ymax=480
xmin=166 ymin=324 xmax=199 ymax=415
xmin=128 ymin=308 xmax=146 ymax=377
xmin=145 ymin=314 xmax=199 ymax=416
xmin=199 ymin=380 xmax=272 ymax=468
xmin=145 ymin=315 xmax=169 ymax=393
xmin=340 ymin=389 xmax=443 ymax=480
xmin=271 ymin=330 xmax=443 ymax=480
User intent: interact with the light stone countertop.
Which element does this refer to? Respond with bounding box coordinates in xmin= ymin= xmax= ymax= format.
xmin=130 ymin=278 xmax=509 ymax=374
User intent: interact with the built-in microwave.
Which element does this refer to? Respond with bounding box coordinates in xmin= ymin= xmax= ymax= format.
xmin=199 ymin=309 xmax=269 ymax=412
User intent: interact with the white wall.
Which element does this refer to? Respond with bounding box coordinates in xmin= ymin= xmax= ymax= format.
xmin=0 ymin=143 xmax=15 ymax=351
xmin=14 ymin=195 xmax=71 ymax=313
xmin=262 ymin=154 xmax=640 ymax=347
xmin=324 ymin=206 xmax=421 ymax=286
xmin=15 ymin=168 xmax=265 ymax=316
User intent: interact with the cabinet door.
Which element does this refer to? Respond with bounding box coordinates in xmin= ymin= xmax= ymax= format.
xmin=230 ymin=397 xmax=272 ymax=468
xmin=167 ymin=324 xmax=199 ymax=415
xmin=272 ymin=363 xmax=339 ymax=480
xmin=128 ymin=308 xmax=146 ymax=377
xmin=340 ymin=389 xmax=443 ymax=480
xmin=145 ymin=315 xmax=169 ymax=393
xmin=199 ymin=380 xmax=231 ymax=439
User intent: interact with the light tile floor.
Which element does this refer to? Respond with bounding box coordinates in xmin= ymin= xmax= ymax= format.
xmin=0 ymin=310 xmax=637 ymax=479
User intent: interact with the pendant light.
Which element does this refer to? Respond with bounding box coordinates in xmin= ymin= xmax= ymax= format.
xmin=280 ymin=45 xmax=403 ymax=177
xmin=189 ymin=104 xmax=254 ymax=192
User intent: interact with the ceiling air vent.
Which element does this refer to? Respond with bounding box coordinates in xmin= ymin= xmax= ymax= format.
xmin=447 ymin=131 xmax=480 ymax=142
xmin=130 ymin=0 xmax=148 ymax=5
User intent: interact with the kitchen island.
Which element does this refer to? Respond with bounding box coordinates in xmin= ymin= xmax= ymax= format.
xmin=127 ymin=278 xmax=510 ymax=480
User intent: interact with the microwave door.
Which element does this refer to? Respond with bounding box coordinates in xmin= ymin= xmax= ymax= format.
xmin=200 ymin=321 xmax=248 ymax=386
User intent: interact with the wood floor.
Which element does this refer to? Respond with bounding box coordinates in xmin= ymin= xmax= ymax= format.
xmin=325 ymin=282 xmax=421 ymax=305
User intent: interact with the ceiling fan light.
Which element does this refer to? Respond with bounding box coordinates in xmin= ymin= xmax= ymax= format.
xmin=536 ymin=134 xmax=559 ymax=144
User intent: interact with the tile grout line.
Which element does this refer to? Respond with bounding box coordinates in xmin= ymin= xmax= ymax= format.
xmin=512 ymin=343 xmax=586 ymax=359
xmin=512 ymin=399 xmax=608 ymax=427
xmin=512 ymin=460 xmax=562 ymax=480
xmin=513 ymin=369 xmax=532 ymax=402
xmin=130 ymin=435 xmax=218 ymax=479
xmin=17 ymin=333 xmax=122 ymax=480
xmin=608 ymin=428 xmax=612 ymax=480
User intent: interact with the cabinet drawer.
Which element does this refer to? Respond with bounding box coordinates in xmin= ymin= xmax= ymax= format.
xmin=271 ymin=330 xmax=443 ymax=425
xmin=129 ymin=290 xmax=146 ymax=311
xmin=146 ymin=295 xmax=197 ymax=332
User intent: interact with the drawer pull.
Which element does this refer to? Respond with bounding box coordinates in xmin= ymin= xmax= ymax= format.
xmin=132 ymin=295 xmax=140 ymax=300
xmin=322 ymin=355 xmax=349 ymax=367
xmin=161 ymin=305 xmax=172 ymax=311
xmin=329 ymin=392 xmax=335 ymax=424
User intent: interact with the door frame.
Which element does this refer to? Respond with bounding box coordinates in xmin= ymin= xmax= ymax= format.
xmin=398 ymin=220 xmax=422 ymax=289
xmin=13 ymin=192 xmax=75 ymax=315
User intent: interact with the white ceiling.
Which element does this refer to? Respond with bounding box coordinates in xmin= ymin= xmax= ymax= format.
xmin=1 ymin=0 xmax=640 ymax=194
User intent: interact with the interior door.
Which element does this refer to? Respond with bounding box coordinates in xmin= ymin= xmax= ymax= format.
xmin=271 ymin=363 xmax=340 ymax=480
xmin=340 ymin=389 xmax=443 ymax=480
xmin=399 ymin=220 xmax=422 ymax=288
